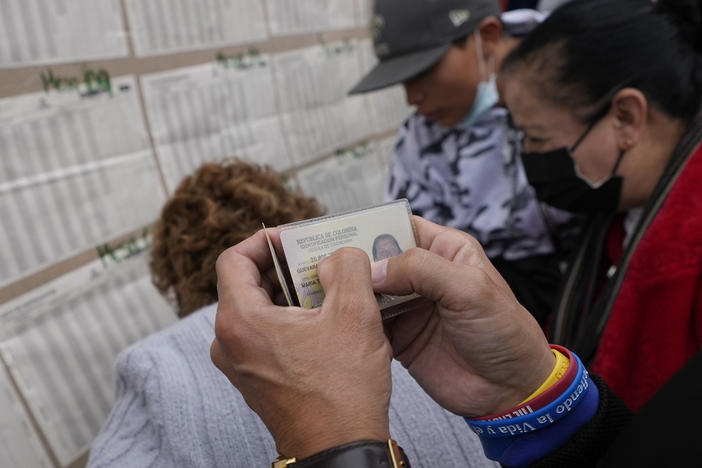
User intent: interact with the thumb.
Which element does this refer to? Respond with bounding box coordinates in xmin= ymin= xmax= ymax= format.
xmin=371 ymin=247 xmax=499 ymax=313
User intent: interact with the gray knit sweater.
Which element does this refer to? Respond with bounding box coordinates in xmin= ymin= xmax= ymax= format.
xmin=86 ymin=304 xmax=496 ymax=468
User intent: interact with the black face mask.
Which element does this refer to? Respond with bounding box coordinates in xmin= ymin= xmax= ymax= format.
xmin=522 ymin=118 xmax=626 ymax=213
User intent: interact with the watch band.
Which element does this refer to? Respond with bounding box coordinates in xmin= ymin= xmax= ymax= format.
xmin=272 ymin=439 xmax=410 ymax=468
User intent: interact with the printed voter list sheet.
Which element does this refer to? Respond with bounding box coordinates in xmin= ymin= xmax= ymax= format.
xmin=0 ymin=76 xmax=165 ymax=287
xmin=274 ymin=41 xmax=373 ymax=165
xmin=141 ymin=58 xmax=290 ymax=191
xmin=0 ymin=251 xmax=176 ymax=467
xmin=125 ymin=0 xmax=267 ymax=57
xmin=297 ymin=143 xmax=386 ymax=214
xmin=267 ymin=0 xmax=356 ymax=36
xmin=359 ymin=40 xmax=413 ymax=133
xmin=0 ymin=0 xmax=127 ymax=68
xmin=0 ymin=369 xmax=53 ymax=468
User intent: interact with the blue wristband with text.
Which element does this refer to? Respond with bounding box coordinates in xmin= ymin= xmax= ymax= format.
xmin=465 ymin=351 xmax=587 ymax=438
xmin=497 ymin=379 xmax=599 ymax=467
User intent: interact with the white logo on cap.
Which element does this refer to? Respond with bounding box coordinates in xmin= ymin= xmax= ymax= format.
xmin=375 ymin=43 xmax=390 ymax=57
xmin=371 ymin=14 xmax=386 ymax=40
xmin=449 ymin=9 xmax=471 ymax=27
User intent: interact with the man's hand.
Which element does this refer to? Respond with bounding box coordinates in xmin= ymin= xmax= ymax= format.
xmin=374 ymin=217 xmax=555 ymax=418
xmin=211 ymin=229 xmax=392 ymax=459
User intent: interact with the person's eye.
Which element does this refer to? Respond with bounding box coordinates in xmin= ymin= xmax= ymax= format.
xmin=525 ymin=135 xmax=547 ymax=144
xmin=522 ymin=135 xmax=550 ymax=153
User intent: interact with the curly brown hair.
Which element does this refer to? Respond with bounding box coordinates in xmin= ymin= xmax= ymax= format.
xmin=150 ymin=159 xmax=323 ymax=317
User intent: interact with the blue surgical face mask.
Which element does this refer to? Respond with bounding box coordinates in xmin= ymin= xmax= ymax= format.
xmin=456 ymin=30 xmax=499 ymax=129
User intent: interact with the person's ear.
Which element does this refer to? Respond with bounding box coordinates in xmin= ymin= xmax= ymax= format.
xmin=477 ymin=17 xmax=502 ymax=59
xmin=611 ymin=88 xmax=647 ymax=152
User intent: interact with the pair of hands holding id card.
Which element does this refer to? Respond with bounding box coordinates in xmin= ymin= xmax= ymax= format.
xmin=210 ymin=201 xmax=555 ymax=460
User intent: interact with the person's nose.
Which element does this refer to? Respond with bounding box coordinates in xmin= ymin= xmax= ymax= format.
xmin=403 ymin=79 xmax=425 ymax=106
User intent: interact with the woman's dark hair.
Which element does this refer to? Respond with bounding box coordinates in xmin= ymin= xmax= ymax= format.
xmin=502 ymin=0 xmax=702 ymax=123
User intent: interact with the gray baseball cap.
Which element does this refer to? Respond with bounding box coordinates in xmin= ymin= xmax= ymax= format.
xmin=349 ymin=0 xmax=501 ymax=94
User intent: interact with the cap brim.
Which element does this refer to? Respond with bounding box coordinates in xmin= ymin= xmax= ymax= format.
xmin=348 ymin=43 xmax=451 ymax=94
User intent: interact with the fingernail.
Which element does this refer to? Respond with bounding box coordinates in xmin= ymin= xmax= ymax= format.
xmin=371 ymin=259 xmax=388 ymax=285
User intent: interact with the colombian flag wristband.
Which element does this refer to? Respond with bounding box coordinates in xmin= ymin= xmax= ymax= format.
xmin=464 ymin=348 xmax=600 ymax=467
xmin=474 ymin=345 xmax=577 ymax=421
xmin=520 ymin=348 xmax=570 ymax=403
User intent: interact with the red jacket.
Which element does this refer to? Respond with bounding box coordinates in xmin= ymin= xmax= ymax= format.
xmin=592 ymin=133 xmax=702 ymax=411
